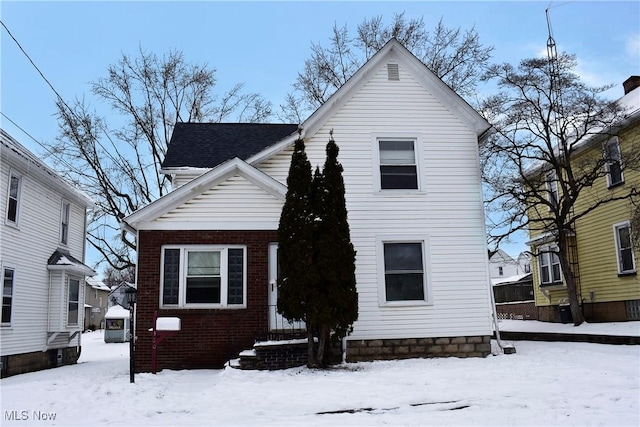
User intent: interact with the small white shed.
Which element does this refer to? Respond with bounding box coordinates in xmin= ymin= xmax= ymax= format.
xmin=104 ymin=305 xmax=131 ymax=343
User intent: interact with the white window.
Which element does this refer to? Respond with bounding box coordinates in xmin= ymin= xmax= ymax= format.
xmin=538 ymin=246 xmax=562 ymax=285
xmin=546 ymin=170 xmax=558 ymax=209
xmin=378 ymin=139 xmax=418 ymax=190
xmin=161 ymin=245 xmax=246 ymax=308
xmin=604 ymin=137 xmax=624 ymax=187
xmin=6 ymin=171 xmax=22 ymax=225
xmin=378 ymin=238 xmax=430 ymax=304
xmin=60 ymin=201 xmax=70 ymax=245
xmin=2 ymin=267 xmax=14 ymax=326
xmin=68 ymin=277 xmax=80 ymax=326
xmin=613 ymin=222 xmax=636 ymax=275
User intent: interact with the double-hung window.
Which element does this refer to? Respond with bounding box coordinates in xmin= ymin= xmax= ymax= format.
xmin=68 ymin=277 xmax=80 ymax=326
xmin=546 ymin=170 xmax=558 ymax=209
xmin=60 ymin=201 xmax=70 ymax=245
xmin=604 ymin=137 xmax=624 ymax=187
xmin=538 ymin=246 xmax=562 ymax=286
xmin=2 ymin=268 xmax=14 ymax=326
xmin=378 ymin=139 xmax=418 ymax=190
xmin=613 ymin=222 xmax=636 ymax=275
xmin=161 ymin=245 xmax=246 ymax=308
xmin=381 ymin=240 xmax=428 ymax=303
xmin=6 ymin=172 xmax=22 ymax=225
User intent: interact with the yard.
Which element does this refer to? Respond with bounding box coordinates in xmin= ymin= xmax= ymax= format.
xmin=1 ymin=321 xmax=638 ymax=426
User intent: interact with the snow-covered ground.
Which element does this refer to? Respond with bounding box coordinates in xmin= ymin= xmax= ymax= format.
xmin=1 ymin=321 xmax=639 ymax=426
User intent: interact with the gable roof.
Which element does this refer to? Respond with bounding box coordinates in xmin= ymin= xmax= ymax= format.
xmin=47 ymin=248 xmax=96 ymax=276
xmin=161 ymin=123 xmax=298 ymax=170
xmin=122 ymin=157 xmax=287 ymax=232
xmin=247 ymin=38 xmax=491 ymax=166
xmin=1 ymin=129 xmax=94 ymax=207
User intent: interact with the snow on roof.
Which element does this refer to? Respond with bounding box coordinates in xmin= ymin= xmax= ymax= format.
xmin=85 ymin=276 xmax=111 ymax=292
xmin=105 ymin=305 xmax=131 ymax=319
xmin=492 ymin=273 xmax=532 ymax=286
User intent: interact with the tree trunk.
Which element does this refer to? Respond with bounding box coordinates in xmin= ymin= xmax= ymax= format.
xmin=557 ymin=236 xmax=585 ymax=326
xmin=316 ymin=324 xmax=331 ymax=368
xmin=306 ymin=328 xmax=317 ymax=368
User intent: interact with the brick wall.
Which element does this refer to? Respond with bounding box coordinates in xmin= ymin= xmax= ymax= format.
xmin=135 ymin=230 xmax=276 ymax=372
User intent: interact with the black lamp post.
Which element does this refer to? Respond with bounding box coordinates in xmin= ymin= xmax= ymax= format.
xmin=125 ymin=287 xmax=137 ymax=384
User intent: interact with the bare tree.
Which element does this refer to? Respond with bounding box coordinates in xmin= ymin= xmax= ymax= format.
xmin=50 ymin=47 xmax=272 ymax=271
xmin=279 ymin=12 xmax=493 ymax=121
xmin=481 ymin=53 xmax=640 ymax=325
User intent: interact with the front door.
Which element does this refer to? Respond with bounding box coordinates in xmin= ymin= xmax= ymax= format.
xmin=268 ymin=243 xmax=305 ymax=332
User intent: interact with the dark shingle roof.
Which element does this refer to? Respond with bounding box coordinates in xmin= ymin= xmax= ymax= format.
xmin=161 ymin=123 xmax=299 ymax=169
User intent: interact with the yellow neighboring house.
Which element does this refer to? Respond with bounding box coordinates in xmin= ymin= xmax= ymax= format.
xmin=527 ymin=76 xmax=640 ymax=323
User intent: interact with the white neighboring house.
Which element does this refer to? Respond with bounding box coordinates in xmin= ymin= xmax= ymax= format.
xmin=488 ymin=249 xmax=521 ymax=279
xmin=122 ymin=39 xmax=495 ymax=371
xmin=1 ymin=129 xmax=95 ymax=377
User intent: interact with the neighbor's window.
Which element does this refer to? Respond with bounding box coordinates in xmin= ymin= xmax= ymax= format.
xmin=383 ymin=242 xmax=425 ymax=301
xmin=2 ymin=268 xmax=14 ymax=326
xmin=498 ymin=266 xmax=504 ymax=276
xmin=6 ymin=172 xmax=22 ymax=224
xmin=604 ymin=137 xmax=624 ymax=187
xmin=68 ymin=278 xmax=80 ymax=326
xmin=60 ymin=201 xmax=70 ymax=245
xmin=161 ymin=245 xmax=246 ymax=308
xmin=538 ymin=246 xmax=562 ymax=285
xmin=614 ymin=222 xmax=636 ymax=275
xmin=546 ymin=170 xmax=558 ymax=209
xmin=379 ymin=140 xmax=418 ymax=190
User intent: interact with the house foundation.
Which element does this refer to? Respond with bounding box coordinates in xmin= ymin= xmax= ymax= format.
xmin=345 ymin=336 xmax=492 ymax=361
xmin=1 ymin=347 xmax=80 ymax=378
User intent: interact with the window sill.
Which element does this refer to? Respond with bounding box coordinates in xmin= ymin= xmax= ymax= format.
xmin=607 ymin=181 xmax=624 ymax=190
xmin=539 ymin=283 xmax=565 ymax=291
xmin=379 ymin=300 xmax=433 ymax=308
xmin=618 ymin=271 xmax=637 ymax=277
xmin=160 ymin=305 xmax=247 ymax=310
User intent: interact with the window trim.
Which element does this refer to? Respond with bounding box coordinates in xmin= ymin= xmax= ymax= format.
xmin=613 ymin=221 xmax=636 ymax=275
xmin=160 ymin=245 xmax=247 ymax=309
xmin=2 ymin=266 xmax=15 ymax=326
xmin=372 ymin=134 xmax=423 ymax=193
xmin=5 ymin=170 xmax=22 ymax=226
xmin=67 ymin=276 xmax=81 ymax=327
xmin=376 ymin=235 xmax=432 ymax=307
xmin=604 ymin=137 xmax=624 ymax=188
xmin=546 ymin=170 xmax=558 ymax=211
xmin=60 ymin=200 xmax=71 ymax=245
xmin=538 ymin=245 xmax=563 ymax=286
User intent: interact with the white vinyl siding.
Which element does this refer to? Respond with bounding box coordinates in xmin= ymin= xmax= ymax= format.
xmin=1 ymin=141 xmax=90 ymax=356
xmin=259 ymin=60 xmax=492 ymax=339
xmin=152 ymin=176 xmax=283 ymax=230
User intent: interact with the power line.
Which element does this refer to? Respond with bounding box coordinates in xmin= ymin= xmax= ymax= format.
xmin=1 ymin=19 xmax=127 ymax=172
xmin=0 ymin=19 xmax=74 ymax=114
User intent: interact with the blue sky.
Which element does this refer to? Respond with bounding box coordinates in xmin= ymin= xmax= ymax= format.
xmin=2 ymin=0 xmax=639 ymax=261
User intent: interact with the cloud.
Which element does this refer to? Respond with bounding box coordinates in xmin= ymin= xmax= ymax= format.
xmin=626 ymin=33 xmax=640 ymax=58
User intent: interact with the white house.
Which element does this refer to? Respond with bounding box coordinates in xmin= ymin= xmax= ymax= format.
xmin=1 ymin=129 xmax=95 ymax=377
xmin=85 ymin=276 xmax=110 ymax=330
xmin=121 ymin=39 xmax=495 ymax=371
